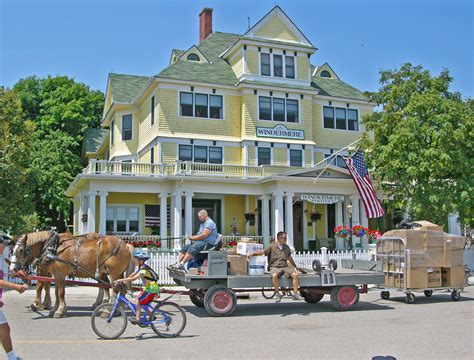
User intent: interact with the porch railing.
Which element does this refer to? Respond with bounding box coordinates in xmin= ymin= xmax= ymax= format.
xmin=84 ymin=160 xmax=268 ymax=178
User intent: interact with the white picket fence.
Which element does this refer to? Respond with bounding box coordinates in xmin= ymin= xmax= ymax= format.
xmin=2 ymin=248 xmax=373 ymax=286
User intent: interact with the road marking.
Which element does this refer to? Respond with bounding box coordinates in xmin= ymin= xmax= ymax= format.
xmin=16 ymin=339 xmax=134 ymax=344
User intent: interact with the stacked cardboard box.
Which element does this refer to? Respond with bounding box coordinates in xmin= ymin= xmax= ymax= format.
xmin=227 ymin=255 xmax=248 ymax=275
xmin=379 ymin=221 xmax=464 ymax=289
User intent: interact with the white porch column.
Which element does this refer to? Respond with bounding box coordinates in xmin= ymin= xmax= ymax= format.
xmin=170 ymin=194 xmax=175 ymax=238
xmin=245 ymin=195 xmax=250 ymax=235
xmin=243 ymin=144 xmax=249 ymax=166
xmin=87 ymin=191 xmax=97 ymax=233
xmin=261 ymin=195 xmax=270 ymax=245
xmin=335 ymin=201 xmax=343 ymax=227
xmin=159 ymin=192 xmax=168 ymax=249
xmin=184 ymin=192 xmax=194 ymax=237
xmin=173 ymin=190 xmax=182 ymax=250
xmin=350 ymin=195 xmax=361 ymax=225
xmin=98 ymin=191 xmax=108 ymax=235
xmin=79 ymin=192 xmax=87 ymax=235
xmin=285 ymin=192 xmax=294 ymax=250
xmin=303 ymin=200 xmax=309 ymax=250
xmin=360 ymin=200 xmax=369 ymax=228
xmin=271 ymin=196 xmax=275 ymax=236
xmin=273 ymin=192 xmax=284 ymax=240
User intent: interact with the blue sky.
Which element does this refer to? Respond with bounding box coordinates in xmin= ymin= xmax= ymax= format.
xmin=1 ymin=0 xmax=472 ymax=97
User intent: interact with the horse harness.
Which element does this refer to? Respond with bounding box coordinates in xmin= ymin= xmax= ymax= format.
xmin=40 ymin=232 xmax=123 ymax=281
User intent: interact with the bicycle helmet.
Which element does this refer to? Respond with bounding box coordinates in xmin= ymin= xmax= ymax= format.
xmin=132 ymin=250 xmax=149 ymax=261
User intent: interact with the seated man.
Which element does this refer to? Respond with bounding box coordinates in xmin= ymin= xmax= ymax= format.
xmin=174 ymin=209 xmax=218 ymax=273
xmin=250 ymin=231 xmax=302 ymax=302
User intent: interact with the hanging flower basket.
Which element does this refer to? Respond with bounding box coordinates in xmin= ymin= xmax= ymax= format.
xmin=333 ymin=225 xmax=351 ymax=238
xmin=310 ymin=212 xmax=321 ymax=221
xmin=352 ymin=225 xmax=369 ymax=238
xmin=244 ymin=213 xmax=255 ymax=222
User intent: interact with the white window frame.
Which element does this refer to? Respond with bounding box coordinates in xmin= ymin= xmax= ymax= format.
xmin=151 ymin=95 xmax=155 ymax=126
xmin=258 ymin=50 xmax=297 ymax=79
xmin=258 ymin=96 xmax=300 ymax=123
xmin=121 ymin=114 xmax=134 ymax=141
xmin=177 ymin=144 xmax=224 ymax=164
xmin=322 ymin=106 xmax=360 ymax=132
xmin=257 ymin=145 xmax=273 ymax=166
xmin=106 ymin=205 xmax=141 ymax=234
xmin=288 ymin=148 xmax=304 ymax=167
xmin=178 ymin=91 xmax=224 ymax=120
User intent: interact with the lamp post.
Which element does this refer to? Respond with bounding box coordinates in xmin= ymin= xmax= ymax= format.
xmin=347 ymin=203 xmax=353 ymax=250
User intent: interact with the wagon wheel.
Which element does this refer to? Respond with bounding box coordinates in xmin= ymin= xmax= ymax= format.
xmin=330 ymin=286 xmax=359 ymax=311
xmin=189 ymin=289 xmax=205 ymax=307
xmin=451 ymin=289 xmax=461 ymax=301
xmin=328 ymin=259 xmax=338 ymax=271
xmin=300 ymin=289 xmax=324 ymax=304
xmin=405 ymin=293 xmax=415 ymax=304
xmin=380 ymin=291 xmax=390 ymax=300
xmin=203 ymin=285 xmax=237 ymax=317
xmin=423 ymin=290 xmax=433 ymax=297
xmin=312 ymin=259 xmax=322 ymax=272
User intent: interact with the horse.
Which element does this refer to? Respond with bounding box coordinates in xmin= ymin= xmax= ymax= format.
xmin=10 ymin=231 xmax=131 ymax=318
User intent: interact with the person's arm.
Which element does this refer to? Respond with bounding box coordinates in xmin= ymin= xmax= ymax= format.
xmin=249 ymin=246 xmax=270 ymax=258
xmin=115 ymin=270 xmax=140 ymax=284
xmin=0 ymin=280 xmax=28 ymax=293
xmin=189 ymin=228 xmax=211 ymax=241
xmin=288 ymin=255 xmax=298 ymax=269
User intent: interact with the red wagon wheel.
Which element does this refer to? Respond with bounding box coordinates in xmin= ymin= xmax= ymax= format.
xmin=330 ymin=286 xmax=359 ymax=310
xmin=203 ymin=285 xmax=237 ymax=317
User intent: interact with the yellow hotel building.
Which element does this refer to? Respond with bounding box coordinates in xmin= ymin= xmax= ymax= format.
xmin=67 ymin=6 xmax=377 ymax=251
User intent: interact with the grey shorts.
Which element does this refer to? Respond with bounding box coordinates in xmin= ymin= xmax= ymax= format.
xmin=270 ymin=267 xmax=297 ymax=278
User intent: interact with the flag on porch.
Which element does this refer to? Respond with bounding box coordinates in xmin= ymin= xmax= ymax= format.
xmin=342 ymin=150 xmax=385 ymax=218
xmin=144 ymin=205 xmax=170 ymax=227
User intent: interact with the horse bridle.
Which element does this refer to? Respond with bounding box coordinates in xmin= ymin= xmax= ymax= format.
xmin=11 ymin=239 xmax=33 ymax=272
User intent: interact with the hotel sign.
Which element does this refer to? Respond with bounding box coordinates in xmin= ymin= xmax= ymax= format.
xmin=256 ymin=125 xmax=304 ymax=140
xmin=300 ymin=194 xmax=345 ymax=204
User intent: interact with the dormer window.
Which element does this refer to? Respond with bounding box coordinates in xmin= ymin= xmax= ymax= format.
xmin=320 ymin=70 xmax=332 ymax=78
xmin=187 ymin=53 xmax=200 ymax=61
xmin=260 ymin=52 xmax=296 ymax=79
xmin=273 ymin=55 xmax=283 ymax=77
xmin=261 ymin=53 xmax=271 ymax=76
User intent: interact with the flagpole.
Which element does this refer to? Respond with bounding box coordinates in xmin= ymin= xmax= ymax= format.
xmin=312 ymin=138 xmax=362 ymax=184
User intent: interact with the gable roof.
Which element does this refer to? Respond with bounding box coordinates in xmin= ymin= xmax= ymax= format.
xmin=243 ymin=6 xmax=314 ymax=47
xmin=156 ymin=32 xmax=241 ymax=86
xmin=108 ymin=73 xmax=150 ymax=103
xmin=311 ymin=76 xmax=368 ymax=101
xmin=313 ymin=63 xmax=340 ymax=80
xmin=83 ymin=128 xmax=109 ymax=154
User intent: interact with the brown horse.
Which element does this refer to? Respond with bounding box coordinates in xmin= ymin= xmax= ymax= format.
xmin=10 ymin=232 xmax=131 ymax=318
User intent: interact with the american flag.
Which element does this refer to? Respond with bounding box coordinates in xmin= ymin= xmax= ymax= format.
xmin=145 ymin=205 xmax=170 ymax=227
xmin=342 ymin=150 xmax=385 ymax=218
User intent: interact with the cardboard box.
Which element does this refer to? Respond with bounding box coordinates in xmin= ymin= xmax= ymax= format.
xmin=441 ymin=266 xmax=465 ymax=288
xmin=382 ymin=230 xmax=426 ymax=250
xmin=406 ymin=267 xmax=428 ymax=289
xmin=237 ymin=242 xmax=263 ymax=256
xmin=227 ymin=255 xmax=248 ymax=275
xmin=444 ymin=241 xmax=465 ymax=267
xmin=395 ymin=275 xmax=405 ymax=289
xmin=226 ymin=247 xmax=237 ymax=255
xmin=187 ymin=266 xmax=208 ymax=275
xmin=248 ymin=256 xmax=266 ymax=275
xmin=384 ymin=274 xmax=395 ymax=288
xmin=427 ymin=267 xmax=442 ymax=287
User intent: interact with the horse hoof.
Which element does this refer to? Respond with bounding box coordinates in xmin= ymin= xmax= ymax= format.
xmin=42 ymin=304 xmax=51 ymax=310
xmin=53 ymin=312 xmax=66 ymax=318
xmin=30 ymin=304 xmax=38 ymax=311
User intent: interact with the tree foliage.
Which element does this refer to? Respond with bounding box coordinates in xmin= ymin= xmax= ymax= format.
xmin=363 ymin=63 xmax=473 ymax=227
xmin=13 ymin=76 xmax=104 ymax=232
xmin=0 ymin=87 xmax=36 ymax=234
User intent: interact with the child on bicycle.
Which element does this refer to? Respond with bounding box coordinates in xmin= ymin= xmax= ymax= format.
xmin=114 ymin=250 xmax=160 ymax=326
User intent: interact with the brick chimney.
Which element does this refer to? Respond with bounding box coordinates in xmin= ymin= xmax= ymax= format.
xmin=199 ymin=7 xmax=213 ymax=43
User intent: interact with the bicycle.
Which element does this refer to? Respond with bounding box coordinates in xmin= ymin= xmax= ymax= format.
xmin=261 ymin=287 xmax=293 ymax=299
xmin=91 ymin=283 xmax=186 ymax=340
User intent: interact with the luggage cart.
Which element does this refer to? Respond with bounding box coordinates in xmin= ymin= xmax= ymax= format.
xmin=376 ymin=237 xmax=463 ymax=304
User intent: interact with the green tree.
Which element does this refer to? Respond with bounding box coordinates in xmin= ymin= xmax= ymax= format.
xmin=363 ymin=63 xmax=473 ymax=228
xmin=13 ymin=76 xmax=104 ymax=231
xmin=0 ymin=87 xmax=36 ymax=234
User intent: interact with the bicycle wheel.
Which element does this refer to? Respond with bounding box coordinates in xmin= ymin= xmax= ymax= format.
xmin=150 ymin=301 xmax=186 ymax=338
xmin=261 ymin=287 xmax=276 ymax=299
xmin=91 ymin=302 xmax=127 ymax=340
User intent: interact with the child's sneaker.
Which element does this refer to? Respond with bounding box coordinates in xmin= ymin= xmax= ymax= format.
xmin=275 ymin=293 xmax=284 ymax=303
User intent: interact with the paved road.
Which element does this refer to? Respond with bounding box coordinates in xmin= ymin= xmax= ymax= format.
xmin=3 ymin=286 xmax=473 ymax=359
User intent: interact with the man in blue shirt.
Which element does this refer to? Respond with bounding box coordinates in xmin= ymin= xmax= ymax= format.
xmin=174 ymin=209 xmax=218 ymax=272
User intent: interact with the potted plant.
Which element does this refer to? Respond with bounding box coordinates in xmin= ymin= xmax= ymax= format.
xmin=224 ymin=240 xmax=238 ymax=254
xmin=368 ymin=229 xmax=382 ymax=244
